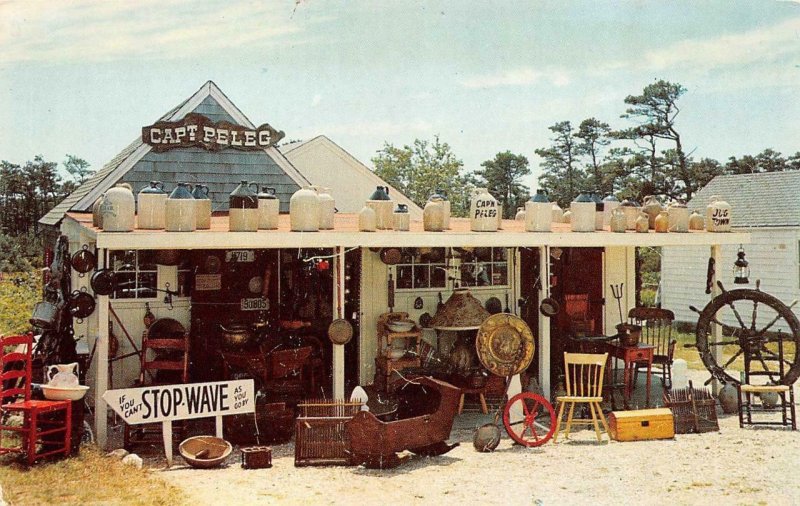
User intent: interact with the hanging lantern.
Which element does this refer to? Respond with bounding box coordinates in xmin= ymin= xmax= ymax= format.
xmin=733 ymin=245 xmax=750 ymax=285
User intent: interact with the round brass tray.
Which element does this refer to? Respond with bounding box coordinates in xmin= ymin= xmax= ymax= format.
xmin=475 ymin=313 xmax=535 ymax=377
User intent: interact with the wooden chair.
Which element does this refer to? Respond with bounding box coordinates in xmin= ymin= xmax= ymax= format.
xmin=269 ymin=346 xmax=313 ymax=392
xmin=629 ymin=307 xmax=676 ymax=389
xmin=554 ymin=352 xmax=610 ymax=443
xmin=1 ymin=333 xmax=72 ymax=464
xmin=738 ymin=332 xmax=796 ymax=430
xmin=124 ymin=330 xmax=189 ymax=450
xmin=564 ymin=294 xmax=595 ymax=336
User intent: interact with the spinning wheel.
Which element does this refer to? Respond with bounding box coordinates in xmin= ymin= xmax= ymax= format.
xmin=502 ymin=392 xmax=556 ymax=447
xmin=694 ymin=282 xmax=800 ymax=386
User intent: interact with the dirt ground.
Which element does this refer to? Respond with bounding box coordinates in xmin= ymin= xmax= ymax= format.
xmin=145 ymin=372 xmax=799 ymax=506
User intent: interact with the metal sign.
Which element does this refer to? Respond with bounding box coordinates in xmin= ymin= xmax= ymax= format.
xmin=240 ymin=297 xmax=269 ymax=311
xmin=102 ymin=379 xmax=255 ymax=425
xmin=226 ymin=250 xmax=254 ymax=263
xmin=195 ymin=274 xmax=222 ymax=291
xmin=143 ymin=113 xmax=285 ymax=152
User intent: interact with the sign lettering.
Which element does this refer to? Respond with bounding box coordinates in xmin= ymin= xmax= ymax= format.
xmin=143 ymin=113 xmax=285 ymax=152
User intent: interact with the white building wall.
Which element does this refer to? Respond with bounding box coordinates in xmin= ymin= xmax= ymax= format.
xmin=661 ymin=229 xmax=800 ymax=331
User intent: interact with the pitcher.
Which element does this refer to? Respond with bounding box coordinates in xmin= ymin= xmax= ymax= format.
xmin=47 ymin=363 xmax=79 ymax=387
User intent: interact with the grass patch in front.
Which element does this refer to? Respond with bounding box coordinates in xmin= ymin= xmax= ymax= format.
xmin=0 ymin=271 xmax=40 ymax=335
xmin=0 ymin=445 xmax=185 ymax=506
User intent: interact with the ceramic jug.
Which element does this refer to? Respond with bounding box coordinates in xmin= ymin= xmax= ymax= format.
xmin=470 ymin=188 xmax=499 ymax=232
xmin=552 ymin=202 xmax=564 ymax=223
xmin=229 ymin=180 xmax=259 ymax=232
xmin=688 ymin=210 xmax=705 ymax=230
xmin=620 ymin=199 xmax=640 ymax=230
xmin=562 ymin=209 xmax=572 ymax=224
xmin=432 ymin=188 xmax=451 ymax=229
xmin=668 ymin=201 xmax=690 ymax=233
xmin=635 ymin=211 xmax=650 ymax=233
xmin=257 ymin=186 xmax=280 ymax=230
xmin=592 ymin=192 xmax=605 ymax=230
xmin=92 ymin=195 xmax=105 ymax=228
xmin=101 ymin=183 xmax=135 ymax=232
xmin=47 ymin=363 xmax=79 ymax=387
xmin=137 ymin=181 xmax=167 ymax=230
xmin=610 ymin=207 xmax=627 ymax=233
xmin=602 ymin=195 xmax=620 ymax=227
xmin=515 ymin=207 xmax=526 ymax=221
xmin=570 ymin=192 xmax=595 ymax=232
xmin=290 ymin=186 xmax=320 ymax=232
xmin=192 ymin=184 xmax=212 ymax=230
xmin=165 ymin=182 xmax=196 ymax=232
xmin=654 ymin=210 xmax=669 ymax=233
xmin=359 ymin=205 xmax=377 ymax=232
xmin=705 ymin=195 xmax=732 ymax=232
xmin=423 ymin=198 xmax=445 ymax=232
xmin=642 ymin=195 xmax=663 ymax=229
xmin=366 ymin=186 xmax=393 ymax=230
xmin=393 ymin=203 xmax=410 ymax=231
xmin=525 ymin=189 xmax=552 ymax=232
xmin=316 ymin=186 xmax=335 ymax=230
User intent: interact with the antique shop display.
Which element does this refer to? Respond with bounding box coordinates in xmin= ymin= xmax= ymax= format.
xmin=229 ymin=180 xmax=259 ymax=232
xmin=137 ymin=180 xmax=167 ymax=229
xmin=100 ymin=183 xmax=135 ymax=232
xmin=366 ymin=186 xmax=393 ymax=230
xmin=290 ymin=186 xmax=320 ymax=232
xmin=165 ymin=182 xmax=196 ymax=232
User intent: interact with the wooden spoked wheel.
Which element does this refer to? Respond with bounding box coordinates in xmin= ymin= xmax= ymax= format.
xmin=695 ymin=284 xmax=800 ymax=386
xmin=502 ymin=392 xmax=556 ymax=447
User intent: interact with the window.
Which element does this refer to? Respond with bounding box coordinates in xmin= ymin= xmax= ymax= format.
xmin=110 ymin=250 xmax=158 ymax=299
xmin=459 ymin=248 xmax=508 ymax=287
xmin=395 ymin=248 xmax=447 ymax=290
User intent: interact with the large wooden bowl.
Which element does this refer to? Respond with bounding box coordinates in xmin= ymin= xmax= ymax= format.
xmin=179 ymin=436 xmax=232 ymax=468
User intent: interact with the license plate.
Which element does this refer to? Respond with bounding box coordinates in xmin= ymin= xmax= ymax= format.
xmin=241 ymin=297 xmax=269 ymax=311
xmin=226 ymin=250 xmax=254 ymax=263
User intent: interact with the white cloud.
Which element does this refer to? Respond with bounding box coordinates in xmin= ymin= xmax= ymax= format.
xmin=461 ymin=67 xmax=571 ymax=89
xmin=0 ymin=0 xmax=310 ymax=63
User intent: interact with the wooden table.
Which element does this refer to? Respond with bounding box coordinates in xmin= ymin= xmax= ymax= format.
xmin=606 ymin=342 xmax=655 ymax=408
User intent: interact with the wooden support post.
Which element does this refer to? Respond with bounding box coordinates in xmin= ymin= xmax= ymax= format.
xmin=333 ymin=246 xmax=345 ymax=399
xmin=215 ymin=415 xmax=223 ymax=438
xmin=162 ymin=421 xmax=173 ymax=467
xmin=538 ymin=246 xmax=551 ymax=399
xmin=710 ymin=244 xmax=722 ymax=395
xmin=95 ymin=248 xmax=109 ymax=449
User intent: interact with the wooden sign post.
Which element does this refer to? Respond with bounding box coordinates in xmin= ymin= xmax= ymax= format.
xmin=103 ymin=379 xmax=255 ymax=466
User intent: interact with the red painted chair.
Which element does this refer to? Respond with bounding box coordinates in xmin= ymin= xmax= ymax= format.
xmin=564 ymin=293 xmax=595 ymax=336
xmin=1 ymin=333 xmax=72 ymax=464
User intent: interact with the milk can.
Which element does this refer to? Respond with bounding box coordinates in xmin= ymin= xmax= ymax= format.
xmin=620 ymin=199 xmax=640 ymax=230
xmin=593 ymin=192 xmax=605 ymax=230
xmin=137 ymin=181 xmax=167 ymax=229
xmin=101 ymin=183 xmax=135 ymax=232
xmin=570 ymin=192 xmax=595 ymax=232
xmin=515 ymin=207 xmax=526 ymax=221
xmin=229 ymin=180 xmax=259 ymax=232
xmin=192 ymin=184 xmax=212 ymax=230
xmin=290 ymin=186 xmax=320 ymax=232
xmin=393 ymin=203 xmax=410 ymax=231
xmin=432 ymin=188 xmax=451 ymax=229
xmin=165 ymin=182 xmax=196 ymax=232
xmin=635 ymin=212 xmax=650 ymax=233
xmin=316 ymin=186 xmax=335 ymax=230
xmin=689 ymin=210 xmax=705 ymax=230
xmin=92 ymin=195 xmax=105 ymax=228
xmin=642 ymin=195 xmax=663 ymax=230
xmin=602 ymin=195 xmax=620 ymax=228
xmin=423 ymin=196 xmax=445 ymax=232
xmin=705 ymin=195 xmax=732 ymax=232
xmin=610 ymin=207 xmax=626 ymax=233
xmin=525 ymin=189 xmax=552 ymax=232
xmin=365 ymin=186 xmax=393 ymax=230
xmin=668 ymin=201 xmax=689 ymax=233
xmin=552 ymin=202 xmax=564 ymax=223
xmin=470 ymin=188 xmax=499 ymax=232
xmin=654 ymin=210 xmax=669 ymax=233
xmin=359 ymin=205 xmax=377 ymax=232
xmin=257 ymin=186 xmax=280 ymax=230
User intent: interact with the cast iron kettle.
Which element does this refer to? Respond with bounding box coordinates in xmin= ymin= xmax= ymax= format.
xmin=90 ymin=268 xmax=117 ymax=296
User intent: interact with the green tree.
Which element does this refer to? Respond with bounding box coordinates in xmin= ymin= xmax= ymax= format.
xmin=535 ymin=121 xmax=586 ymax=207
xmin=63 ymin=154 xmax=93 ymax=184
xmin=475 ymin=151 xmax=531 ymax=218
xmin=575 ymin=118 xmax=612 ymax=194
xmin=372 ymin=135 xmax=473 ymax=216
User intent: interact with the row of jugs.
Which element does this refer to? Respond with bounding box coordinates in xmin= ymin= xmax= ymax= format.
xmin=360 ymin=186 xmax=416 ymax=232
xmin=289 ymin=185 xmax=335 ymax=232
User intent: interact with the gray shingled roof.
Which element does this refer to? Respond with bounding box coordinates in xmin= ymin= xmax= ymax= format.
xmin=688 ymin=171 xmax=800 ymax=228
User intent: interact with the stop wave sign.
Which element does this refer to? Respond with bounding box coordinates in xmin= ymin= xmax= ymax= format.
xmin=103 ymin=379 xmax=255 ymax=424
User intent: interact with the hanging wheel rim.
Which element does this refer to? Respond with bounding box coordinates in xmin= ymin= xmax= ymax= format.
xmin=502 ymin=392 xmax=557 ymax=447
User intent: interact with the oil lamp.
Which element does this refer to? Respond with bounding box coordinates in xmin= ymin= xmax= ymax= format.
xmin=733 ymin=245 xmax=749 ymax=285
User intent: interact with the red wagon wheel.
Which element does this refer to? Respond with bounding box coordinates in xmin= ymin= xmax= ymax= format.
xmin=502 ymin=392 xmax=556 ymax=447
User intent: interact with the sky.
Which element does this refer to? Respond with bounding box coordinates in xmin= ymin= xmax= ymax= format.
xmin=1 ymin=0 xmax=799 ymax=191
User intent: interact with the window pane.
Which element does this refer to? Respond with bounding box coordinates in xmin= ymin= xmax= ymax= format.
xmin=414 ymin=265 xmax=430 ymax=288
xmin=114 ymin=272 xmax=136 ymax=299
xmin=138 ymin=250 xmax=157 ymax=271
xmin=493 ymin=264 xmax=508 ymax=286
xmin=431 ymin=265 xmax=446 ymax=288
xmin=397 ymin=266 xmax=413 ymax=289
xmin=138 ymin=272 xmax=157 ymax=298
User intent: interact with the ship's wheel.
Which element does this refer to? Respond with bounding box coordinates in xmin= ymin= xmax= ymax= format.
xmin=693 ymin=281 xmax=800 ymax=386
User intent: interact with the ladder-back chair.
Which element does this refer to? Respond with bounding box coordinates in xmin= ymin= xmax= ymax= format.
xmin=629 ymin=307 xmax=676 ymax=389
xmin=1 ymin=333 xmax=72 ymax=464
xmin=738 ymin=331 xmax=796 ymax=430
xmin=554 ymin=352 xmax=610 ymax=443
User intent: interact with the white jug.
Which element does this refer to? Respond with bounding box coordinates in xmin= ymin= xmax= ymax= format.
xmin=258 ymin=187 xmax=280 ymax=230
xmin=165 ymin=182 xmax=196 ymax=232
xmin=137 ymin=181 xmax=167 ymax=230
xmin=316 ymin=186 xmax=335 ymax=230
xmin=366 ymin=186 xmax=393 ymax=230
xmin=47 ymin=363 xmax=79 ymax=387
xmin=525 ymin=190 xmax=552 ymax=232
xmin=101 ymin=183 xmax=135 ymax=232
xmin=290 ymin=186 xmax=320 ymax=232
xmin=470 ymin=188 xmax=498 ymax=232
xmin=569 ymin=192 xmax=595 ymax=232
xmin=705 ymin=195 xmax=732 ymax=232
xmin=359 ymin=205 xmax=377 ymax=232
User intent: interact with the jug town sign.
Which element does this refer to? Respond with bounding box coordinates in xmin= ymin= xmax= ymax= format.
xmin=143 ymin=113 xmax=285 ymax=152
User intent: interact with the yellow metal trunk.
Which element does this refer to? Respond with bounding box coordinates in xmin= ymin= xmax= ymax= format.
xmin=608 ymin=408 xmax=675 ymax=442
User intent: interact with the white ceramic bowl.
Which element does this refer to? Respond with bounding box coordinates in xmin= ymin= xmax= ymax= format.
xmin=388 ymin=349 xmax=407 ymax=359
xmin=387 ymin=320 xmax=415 ymax=332
xmin=42 ymin=384 xmax=90 ymax=401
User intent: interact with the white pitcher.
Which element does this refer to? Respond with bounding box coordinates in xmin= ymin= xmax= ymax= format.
xmin=47 ymin=363 xmax=79 ymax=387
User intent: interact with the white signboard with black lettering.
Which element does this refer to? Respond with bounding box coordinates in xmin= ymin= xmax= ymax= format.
xmin=103 ymin=380 xmax=254 ymax=466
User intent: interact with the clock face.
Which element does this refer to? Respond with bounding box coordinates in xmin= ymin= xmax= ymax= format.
xmin=204 ymin=255 xmax=222 ymax=274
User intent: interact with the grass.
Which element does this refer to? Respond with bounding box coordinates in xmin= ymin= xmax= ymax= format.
xmin=0 ymin=445 xmax=185 ymax=506
xmin=0 ymin=271 xmax=40 ymax=336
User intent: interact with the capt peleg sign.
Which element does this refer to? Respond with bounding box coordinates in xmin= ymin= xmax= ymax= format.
xmin=103 ymin=379 xmax=255 ymax=425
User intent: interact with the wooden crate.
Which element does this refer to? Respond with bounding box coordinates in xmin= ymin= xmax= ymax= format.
xmin=663 ymin=381 xmax=719 ymax=434
xmin=294 ymin=399 xmax=363 ymax=467
xmin=608 ymin=408 xmax=675 ymax=442
xmin=241 ymin=446 xmax=272 ymax=469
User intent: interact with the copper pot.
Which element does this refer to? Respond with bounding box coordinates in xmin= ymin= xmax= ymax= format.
xmin=219 ymin=323 xmax=254 ymax=348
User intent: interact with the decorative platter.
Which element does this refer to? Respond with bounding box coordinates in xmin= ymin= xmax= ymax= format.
xmin=475 ymin=313 xmax=535 ymax=377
